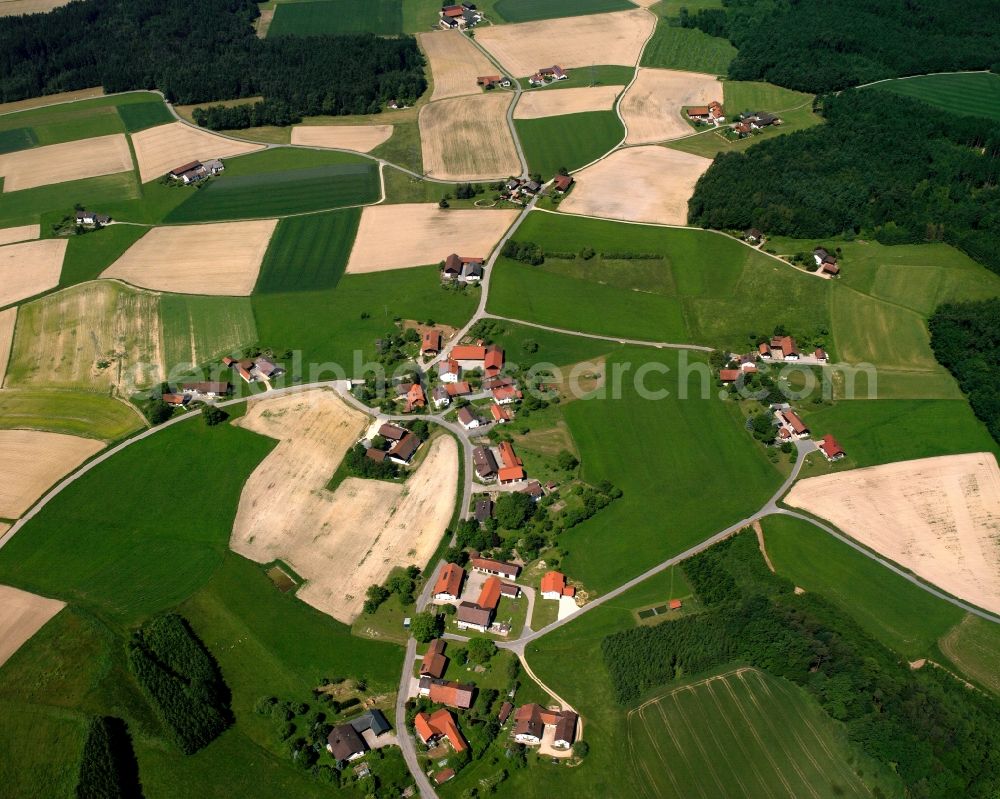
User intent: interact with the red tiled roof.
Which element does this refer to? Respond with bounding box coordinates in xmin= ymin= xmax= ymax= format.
xmin=451 ymin=345 xmax=487 ymax=361
xmin=498 ymin=441 xmax=521 ymax=468
xmin=477 ymin=576 xmax=502 ymax=611
xmin=433 ymin=563 xmax=464 ymax=597
xmin=429 ymin=708 xmax=467 ymax=751
xmin=490 ymin=404 xmax=511 ymax=422
xmin=669 ymin=598 xmax=682 ymax=610
xmin=819 ymin=433 xmax=845 ymax=459
xmin=492 ymin=386 xmax=522 ymax=402
xmin=429 ymin=681 xmax=475 ymax=710
xmin=422 ymin=330 xmax=442 ymax=353
xmin=484 ymin=347 xmax=504 ymax=371
xmin=498 ymin=466 xmax=524 ymax=482
xmin=553 ymin=174 xmax=573 ymax=191
xmin=541 ymin=571 xmax=565 ymax=595
xmin=414 ymin=712 xmax=436 ymax=743
xmin=783 ymin=410 xmax=808 ymax=434
xmin=719 ymin=369 xmax=741 ymax=382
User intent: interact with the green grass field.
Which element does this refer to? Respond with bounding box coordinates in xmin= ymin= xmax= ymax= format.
xmin=723 ymin=80 xmax=814 ymax=117
xmin=556 ymin=348 xmax=782 ymax=592
xmin=866 ymin=71 xmax=1000 ymax=121
xmin=938 ymin=615 xmax=1000 ymax=695
xmin=0 ymin=171 xmax=141 ymax=228
xmin=628 ymin=668 xmax=871 ymax=799
xmin=159 ymin=294 xmax=259 ymax=371
xmin=255 ymin=208 xmax=360 ymax=293
xmin=0 ymin=127 xmax=37 ymax=154
xmin=268 ymin=0 xmax=402 ymax=35
xmin=253 ymin=267 xmax=478 ymax=370
xmin=0 ymin=389 xmax=144 ymax=440
xmin=762 ymin=514 xmax=964 ymax=659
xmin=515 ymin=110 xmax=623 ymax=179
xmin=494 ymin=0 xmax=636 ymax=23
xmin=487 ymin=212 xmax=829 ymax=350
xmin=479 ymin=319 xmax=619 ymax=367
xmin=640 ymin=24 xmax=736 ymax=74
xmin=58 ymin=224 xmax=149 ymax=288
xmin=116 ymin=100 xmax=174 ymax=133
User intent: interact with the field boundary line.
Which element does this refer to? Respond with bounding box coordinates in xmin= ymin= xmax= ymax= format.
xmin=481 ymin=312 xmax=713 ymax=351
xmin=852 ymin=69 xmax=993 ymax=91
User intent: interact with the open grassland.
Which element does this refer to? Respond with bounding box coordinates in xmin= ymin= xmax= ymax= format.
xmin=0 ymin=171 xmax=141 ymax=229
xmin=419 ymin=30 xmax=500 ymax=102
xmin=762 ymin=514 xmax=964 ymax=659
xmin=514 ymin=85 xmax=624 ymax=119
xmin=164 ymin=156 xmax=379 ymax=222
xmin=268 ymin=0 xmax=402 ymax=35
xmin=116 ymin=100 xmax=174 ymax=133
xmin=494 ymin=0 xmax=636 ymax=23
xmin=866 ymin=71 xmax=1000 ymax=121
xmin=159 ymin=295 xmax=258 ymax=371
xmin=0 ymin=127 xmax=36 ymax=154
xmin=0 ymin=238 xmax=66 ymax=307
xmin=557 ymin=348 xmax=781 ymax=592
xmin=723 ymin=81 xmax=814 ymax=118
xmin=58 ymin=223 xmax=148 ymax=287
xmin=6 ymin=281 xmax=163 ymax=392
xmin=475 ymin=9 xmax=655 ymax=77
xmin=938 ymin=614 xmax=1000 ymax=695
xmin=628 ymin=668 xmax=870 ymax=799
xmin=420 ymin=93 xmax=520 ymax=180
xmin=620 ymin=68 xmax=723 ymax=143
xmin=559 ymin=144 xmax=711 ymax=224
xmin=483 ymin=319 xmax=619 ymax=368
xmin=347 ymin=202 xmax=518 ymax=272
xmin=253 ymin=266 xmax=477 ymax=370
xmin=0 ymin=133 xmax=132 ymax=192
xmin=488 ymin=211 xmax=829 ymax=349
xmin=102 ymin=219 xmax=278 ymax=295
xmin=0 ymin=90 xmax=161 ymax=143
xmin=0 ymin=584 xmax=64 ymax=668
xmin=256 ymin=208 xmax=359 ymax=293
xmin=516 ymin=111 xmax=624 ymax=177
xmin=130 ymin=121 xmax=265 ymax=183
xmin=0 ymin=390 xmax=143 ymax=440
xmin=786 ymin=453 xmax=1000 ymax=617
xmin=640 ymin=23 xmax=735 ymax=73
xmin=0 ymin=429 xmax=103 ymax=519
xmin=289 ymin=124 xmax=393 ymax=152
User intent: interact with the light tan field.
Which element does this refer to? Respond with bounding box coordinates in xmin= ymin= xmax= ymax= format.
xmin=0 ymin=133 xmax=132 ymax=192
xmin=0 ymin=224 xmax=39 ymax=246
xmin=102 ymin=220 xmax=277 ymax=295
xmin=620 ymin=68 xmax=723 ymax=143
xmin=419 ymin=93 xmax=520 ymax=180
xmin=0 ymin=87 xmax=103 ymax=116
xmin=291 ymin=125 xmax=393 ymax=153
xmin=232 ymin=390 xmax=459 ymax=622
xmin=346 ymin=203 xmax=518 ymax=273
xmin=419 ymin=30 xmax=501 ymax=101
xmin=0 ymin=238 xmax=66 ymax=307
xmin=6 ymin=281 xmax=163 ymax=392
xmin=130 ymin=121 xmax=265 ymax=183
xmin=559 ymin=145 xmax=712 ymax=225
xmin=475 ymin=9 xmax=654 ymax=77
xmin=0 ymin=585 xmax=65 ymax=667
xmin=0 ymin=0 xmax=70 ymax=17
xmin=786 ymin=453 xmax=1000 ymax=616
xmin=514 ymin=85 xmax=624 ymax=119
xmin=0 ymin=307 xmax=16 ymax=386
xmin=0 ymin=429 xmax=103 ymax=518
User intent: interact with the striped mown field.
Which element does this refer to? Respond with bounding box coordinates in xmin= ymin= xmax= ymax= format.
xmin=627 ymin=668 xmax=870 ymax=799
xmin=867 ymin=72 xmax=1000 ymax=121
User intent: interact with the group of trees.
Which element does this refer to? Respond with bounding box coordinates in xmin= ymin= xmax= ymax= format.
xmin=677 ymin=0 xmax=1000 ymax=93
xmin=0 ymin=0 xmax=426 ymax=127
xmin=75 ymin=716 xmax=143 ymax=799
xmin=601 ymin=532 xmax=1000 ymax=798
xmin=929 ymin=299 xmax=1000 ymax=445
xmin=344 ymin=443 xmax=399 ymax=481
xmin=689 ymin=90 xmax=1000 ymax=276
xmin=126 ymin=614 xmax=231 ymax=755
xmin=363 ymin=565 xmax=420 ymax=614
xmin=500 ymin=239 xmax=545 ymax=265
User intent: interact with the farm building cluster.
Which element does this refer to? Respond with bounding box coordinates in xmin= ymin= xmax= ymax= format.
xmin=222 ymin=354 xmax=283 ymax=384
xmin=528 ymin=65 xmax=569 ymax=87
xmin=813 ymin=247 xmax=841 ymax=277
xmin=439 ymin=2 xmax=481 ymax=29
xmin=731 ymin=111 xmax=780 ymax=137
xmin=364 ymin=422 xmax=425 ymax=466
xmin=324 ymin=709 xmax=395 ymax=768
xmin=686 ymin=100 xmax=725 ymax=125
xmin=167 ymin=158 xmax=224 ymax=184
xmin=441 ymin=252 xmax=484 ymax=283
xmin=477 ymin=75 xmax=512 ymax=90
xmin=430 ymin=557 xmax=524 ymax=635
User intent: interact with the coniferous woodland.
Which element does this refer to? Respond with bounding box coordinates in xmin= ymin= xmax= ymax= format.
xmin=75 ymin=717 xmax=143 ymax=799
xmin=688 ymin=91 xmax=1000 ymax=275
xmin=601 ymin=532 xmax=1000 ymax=799
xmin=0 ymin=0 xmax=426 ymax=128
xmin=678 ymin=0 xmax=1000 ymax=93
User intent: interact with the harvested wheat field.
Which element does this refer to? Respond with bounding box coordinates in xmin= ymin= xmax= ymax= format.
xmin=0 ymin=134 xmax=132 ymax=192
xmin=0 ymin=307 xmax=16 ymax=385
xmin=560 ymin=145 xmax=712 ymax=225
xmin=514 ymin=85 xmax=624 ymax=119
xmin=620 ymin=68 xmax=723 ymax=143
xmin=0 ymin=224 xmax=39 ymax=246
xmin=420 ymin=93 xmax=520 ymax=180
xmin=290 ymin=125 xmax=393 ymax=153
xmin=786 ymin=453 xmax=1000 ymax=616
xmin=419 ymin=30 xmax=501 ymax=102
xmin=232 ymin=389 xmax=458 ymax=622
xmin=0 ymin=429 xmax=103 ymax=518
xmin=346 ymin=203 xmax=518 ymax=273
xmin=6 ymin=281 xmax=163 ymax=392
xmin=0 ymin=585 xmax=65 ymax=667
xmin=0 ymin=238 xmax=66 ymax=307
xmin=130 ymin=121 xmax=264 ymax=183
xmin=475 ymin=9 xmax=654 ymax=78
xmin=0 ymin=0 xmax=70 ymax=16
xmin=102 ymin=220 xmax=277 ymax=296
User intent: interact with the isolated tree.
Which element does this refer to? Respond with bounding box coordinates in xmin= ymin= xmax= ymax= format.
xmin=202 ymin=405 xmax=228 ymax=426
xmin=410 ymin=612 xmax=443 ymax=643
xmin=557 ymin=450 xmax=579 ymax=471
xmin=466 ymin=637 xmax=496 ymax=665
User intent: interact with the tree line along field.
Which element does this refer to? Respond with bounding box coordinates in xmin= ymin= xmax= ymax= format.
xmin=865 ymin=72 xmax=1000 ymax=122
xmin=486 ymin=211 xmax=829 ymax=350
xmin=515 ymin=110 xmax=624 ymax=178
xmin=267 ymin=0 xmax=403 ymax=36
xmin=0 ymin=416 xmax=404 ymax=798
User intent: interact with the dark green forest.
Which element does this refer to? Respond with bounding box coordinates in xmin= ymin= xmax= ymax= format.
xmin=0 ymin=0 xmax=425 ymax=127
xmin=678 ymin=0 xmax=1000 ymax=92
xmin=688 ymin=91 xmax=1000 ymax=275
xmin=929 ymin=299 xmax=1000 ymax=445
xmin=601 ymin=532 xmax=1000 ymax=799
xmin=76 ymin=716 xmax=143 ymax=799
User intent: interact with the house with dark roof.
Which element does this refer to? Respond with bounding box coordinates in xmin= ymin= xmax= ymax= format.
xmin=420 ymin=639 xmax=449 ymax=679
xmin=553 ymin=174 xmax=574 ymax=193
xmin=432 ymin=385 xmax=451 ymax=409
xmin=181 ymin=381 xmax=232 ymax=397
xmin=470 ymin=557 xmax=520 ymax=579
xmin=326 ymin=723 xmax=368 ymax=765
xmin=473 ymin=446 xmax=498 ymax=480
xmin=474 ymin=499 xmax=494 ymax=524
xmin=378 ymin=423 xmax=407 ymax=442
xmin=456 ymin=601 xmax=493 ymax=633
xmin=348 ymin=709 xmax=392 ymax=738
xmin=457 ymin=406 xmax=480 ymax=430
xmin=422 ymin=329 xmax=442 ymax=356
xmin=388 ymin=432 xmax=421 ymax=465
xmin=513 ymin=704 xmax=578 ymax=749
